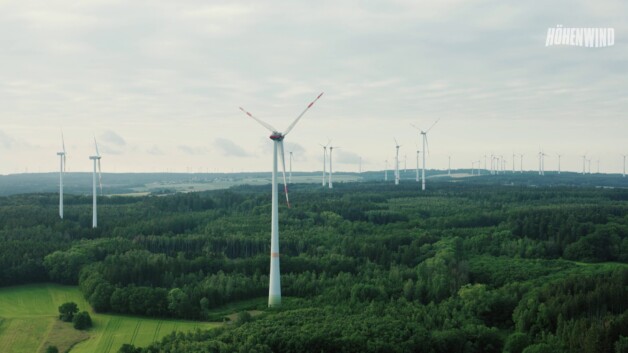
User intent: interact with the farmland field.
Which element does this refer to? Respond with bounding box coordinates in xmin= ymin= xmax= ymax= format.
xmin=0 ymin=284 xmax=219 ymax=353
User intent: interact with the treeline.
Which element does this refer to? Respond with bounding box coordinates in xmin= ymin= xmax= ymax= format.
xmin=0 ymin=181 xmax=627 ymax=353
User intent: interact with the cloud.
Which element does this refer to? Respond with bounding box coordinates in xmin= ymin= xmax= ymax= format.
xmin=335 ymin=150 xmax=362 ymax=164
xmin=213 ymin=138 xmax=251 ymax=157
xmin=146 ymin=145 xmax=164 ymax=155
xmin=0 ymin=130 xmax=16 ymax=149
xmin=178 ymin=145 xmax=207 ymax=155
xmin=100 ymin=130 xmax=126 ymax=146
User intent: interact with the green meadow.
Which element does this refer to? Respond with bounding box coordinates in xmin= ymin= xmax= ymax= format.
xmin=0 ymin=284 xmax=219 ymax=353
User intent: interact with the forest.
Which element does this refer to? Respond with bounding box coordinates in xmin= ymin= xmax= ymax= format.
xmin=0 ymin=178 xmax=627 ymax=353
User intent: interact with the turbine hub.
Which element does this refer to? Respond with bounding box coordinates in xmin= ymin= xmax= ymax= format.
xmin=270 ymin=133 xmax=284 ymax=141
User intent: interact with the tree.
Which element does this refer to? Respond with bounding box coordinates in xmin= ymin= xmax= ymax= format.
xmin=236 ymin=311 xmax=252 ymax=325
xmin=45 ymin=346 xmax=59 ymax=353
xmin=73 ymin=311 xmax=93 ymax=330
xmin=58 ymin=302 xmax=79 ymax=322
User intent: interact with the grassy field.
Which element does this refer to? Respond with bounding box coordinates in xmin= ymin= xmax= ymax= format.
xmin=0 ymin=284 xmax=220 ymax=353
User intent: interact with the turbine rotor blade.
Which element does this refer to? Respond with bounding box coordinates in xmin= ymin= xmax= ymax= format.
xmin=94 ymin=137 xmax=100 ymax=157
xmin=425 ymin=118 xmax=440 ymax=133
xmin=278 ymin=141 xmax=290 ymax=208
xmin=283 ymin=92 xmax=324 ymax=136
xmin=62 ymin=131 xmax=66 ymax=154
xmin=424 ymin=134 xmax=431 ymax=155
xmin=239 ymin=107 xmax=278 ymax=133
xmin=410 ymin=123 xmax=421 ymax=131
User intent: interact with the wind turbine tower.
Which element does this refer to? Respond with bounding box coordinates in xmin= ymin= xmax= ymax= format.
xmin=239 ymin=92 xmax=323 ymax=307
xmin=89 ymin=138 xmax=102 ymax=228
xmin=623 ymin=155 xmax=626 ymax=177
xmin=415 ymin=150 xmax=420 ymax=182
xmin=557 ymin=154 xmax=562 ymax=174
xmin=581 ymin=154 xmax=587 ymax=175
xmin=320 ymin=142 xmax=329 ymax=186
xmin=394 ymin=139 xmax=401 ymax=185
xmin=328 ymin=145 xmax=338 ymax=189
xmin=57 ymin=133 xmax=66 ymax=219
xmin=448 ymin=155 xmax=451 ymax=176
xmin=512 ymin=153 xmax=516 ymax=173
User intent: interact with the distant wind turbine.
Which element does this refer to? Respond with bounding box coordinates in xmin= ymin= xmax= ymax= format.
xmin=448 ymin=155 xmax=451 ymax=176
xmin=581 ymin=153 xmax=587 ymax=175
xmin=557 ymin=154 xmax=562 ymax=174
xmin=319 ymin=141 xmax=330 ymax=187
xmin=239 ymin=91 xmax=323 ymax=307
xmin=57 ymin=132 xmax=66 ymax=219
xmin=415 ymin=150 xmax=421 ymax=182
xmin=89 ymin=138 xmax=103 ymax=228
xmin=622 ymin=154 xmax=626 ymax=177
xmin=412 ymin=119 xmax=440 ymax=191
xmin=394 ymin=139 xmax=401 ymax=185
xmin=512 ymin=153 xmax=516 ymax=173
xmin=328 ymin=145 xmax=338 ymax=189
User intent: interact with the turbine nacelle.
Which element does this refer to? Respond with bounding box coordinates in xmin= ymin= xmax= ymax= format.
xmin=270 ymin=133 xmax=285 ymax=141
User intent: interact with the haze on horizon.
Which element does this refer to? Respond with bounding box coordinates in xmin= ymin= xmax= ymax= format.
xmin=1 ymin=0 xmax=626 ymax=175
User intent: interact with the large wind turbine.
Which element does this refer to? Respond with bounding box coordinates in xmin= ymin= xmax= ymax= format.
xmin=394 ymin=139 xmax=401 ymax=185
xmin=89 ymin=138 xmax=103 ymax=228
xmin=57 ymin=133 xmax=66 ymax=219
xmin=412 ymin=119 xmax=440 ymax=191
xmin=557 ymin=154 xmax=562 ymax=174
xmin=622 ymin=154 xmax=626 ymax=177
xmin=239 ymin=92 xmax=323 ymax=308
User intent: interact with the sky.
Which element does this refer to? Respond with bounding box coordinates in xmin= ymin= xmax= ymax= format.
xmin=0 ymin=0 xmax=626 ymax=175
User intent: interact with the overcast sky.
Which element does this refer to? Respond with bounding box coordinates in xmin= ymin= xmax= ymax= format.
xmin=1 ymin=0 xmax=626 ymax=175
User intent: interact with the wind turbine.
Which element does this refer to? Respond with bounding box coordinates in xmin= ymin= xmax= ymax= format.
xmin=412 ymin=119 xmax=440 ymax=191
xmin=448 ymin=155 xmax=451 ymax=176
xmin=328 ymin=145 xmax=339 ymax=189
xmin=581 ymin=154 xmax=587 ymax=175
xmin=56 ymin=132 xmax=66 ymax=219
xmin=596 ymin=159 xmax=600 ymax=174
xmin=622 ymin=154 xmax=626 ymax=177
xmin=319 ymin=141 xmax=330 ymax=187
xmin=512 ymin=153 xmax=516 ymax=173
xmin=240 ymin=92 xmax=323 ymax=307
xmin=557 ymin=154 xmax=562 ymax=174
xmin=89 ymin=138 xmax=103 ymax=228
xmin=394 ymin=139 xmax=401 ymax=185
xmin=520 ymin=154 xmax=524 ymax=173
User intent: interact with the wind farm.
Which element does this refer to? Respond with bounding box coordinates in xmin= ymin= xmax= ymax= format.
xmin=0 ymin=1 xmax=626 ymax=353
